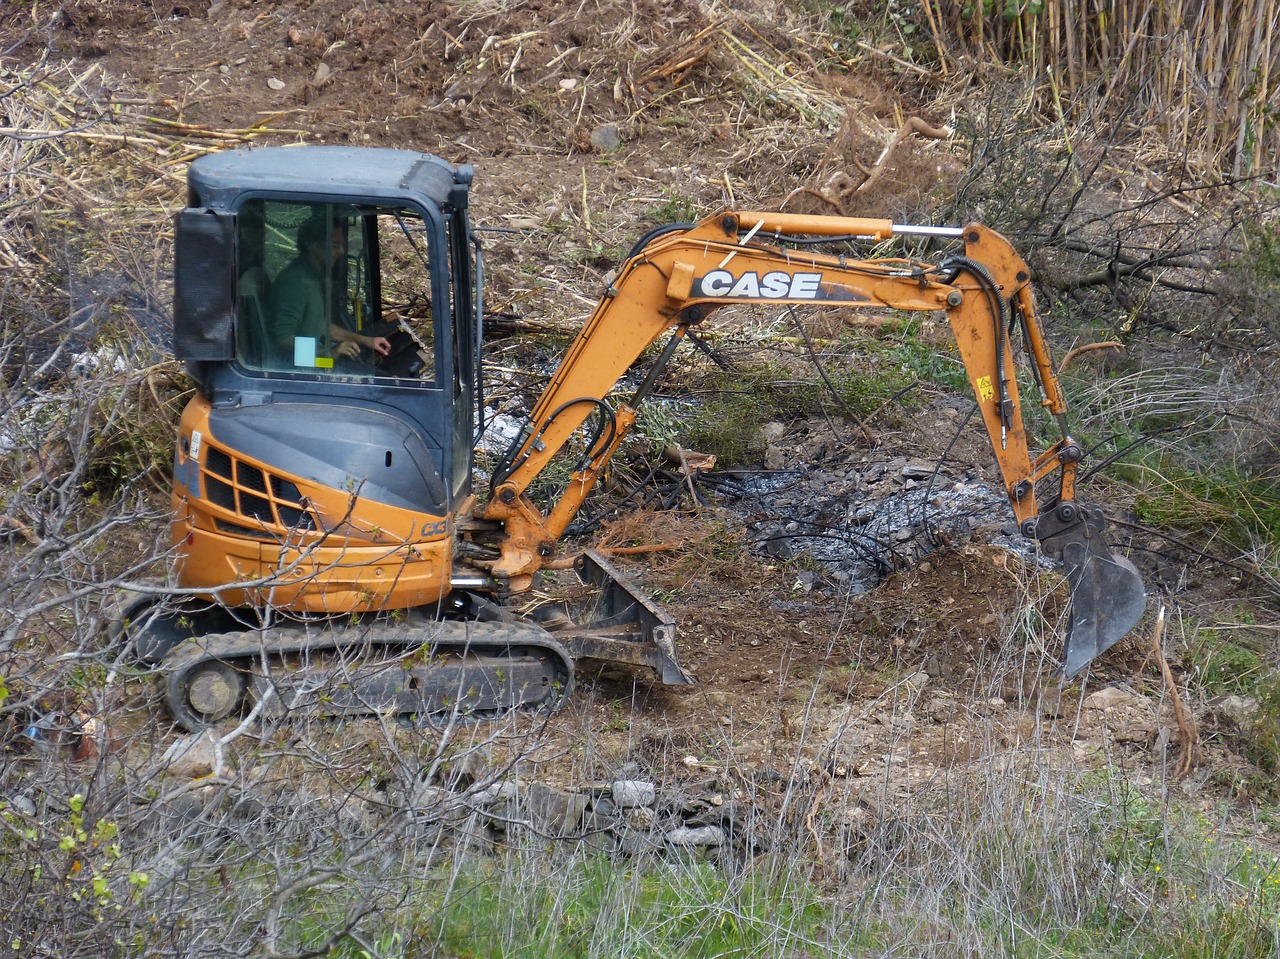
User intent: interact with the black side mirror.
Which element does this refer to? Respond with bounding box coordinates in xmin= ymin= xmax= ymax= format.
xmin=173 ymin=208 xmax=236 ymax=362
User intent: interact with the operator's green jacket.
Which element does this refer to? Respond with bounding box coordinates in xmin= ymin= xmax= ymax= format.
xmin=269 ymin=255 xmax=329 ymax=357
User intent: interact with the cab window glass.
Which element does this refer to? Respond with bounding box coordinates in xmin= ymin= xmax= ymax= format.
xmin=234 ymin=199 xmax=436 ymax=380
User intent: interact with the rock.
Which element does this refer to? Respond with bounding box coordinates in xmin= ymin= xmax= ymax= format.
xmin=618 ymin=828 xmax=657 ymax=855
xmin=161 ymin=732 xmax=224 ymax=779
xmin=147 ymin=790 xmax=208 ymax=831
xmin=759 ymin=422 xmax=786 ymax=444
xmin=626 ymin=806 xmax=656 ymax=829
xmin=761 ymin=535 xmax=794 ymax=560
xmin=582 ymin=807 xmax=619 ymax=834
xmin=613 ymin=780 xmax=656 ymax=808
xmin=665 ymin=825 xmax=726 ymax=848
xmin=5 ymin=795 xmax=36 ymax=818
xmin=442 ymin=750 xmax=489 ymax=789
xmin=1211 ymin=695 xmax=1257 ymax=728
xmin=443 ymin=74 xmax=487 ymax=103
xmin=266 ymin=77 xmax=286 ymax=91
xmin=684 ymin=800 xmax=740 ymax=829
xmin=1072 ymin=741 xmax=1101 ymax=762
xmin=1082 ymin=685 xmax=1146 ymax=711
xmin=1114 ymin=721 xmax=1156 ymax=744
xmin=900 ymin=462 xmax=936 ymax=480
xmin=793 ymin=570 xmax=818 ymax=592
xmin=413 ymin=785 xmax=476 ymax=826
xmin=589 ymin=123 xmax=622 ymax=152
xmin=454 ymin=814 xmax=497 ymax=854
xmin=470 ymin=780 xmax=519 ymax=807
xmin=337 ymin=802 xmax=379 ymax=838
xmin=1037 ymin=687 xmax=1066 ymax=718
xmin=526 ymin=783 xmax=588 ymax=834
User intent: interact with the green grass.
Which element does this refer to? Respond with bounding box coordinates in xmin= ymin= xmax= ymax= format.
xmin=677 ymin=359 xmax=909 ymax=466
xmin=238 ymin=769 xmax=1280 ymax=959
xmin=1244 ymin=674 xmax=1280 ymax=794
xmin=1124 ymin=456 xmax=1280 ymax=555
xmin=425 ymin=856 xmax=840 ymax=959
xmin=890 ymin=335 xmax=972 ymax=394
xmin=1183 ymin=625 xmax=1269 ymax=697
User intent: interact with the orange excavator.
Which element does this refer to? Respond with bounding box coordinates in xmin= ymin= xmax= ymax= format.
xmin=124 ymin=145 xmax=1145 ymax=729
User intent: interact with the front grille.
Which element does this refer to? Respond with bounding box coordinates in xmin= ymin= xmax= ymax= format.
xmin=206 ymin=446 xmax=233 ymax=479
xmin=205 ymin=475 xmax=236 ymax=511
xmin=199 ymin=442 xmax=317 ymax=537
xmin=215 ymin=519 xmax=272 ymax=539
xmin=239 ymin=463 xmax=268 ymax=494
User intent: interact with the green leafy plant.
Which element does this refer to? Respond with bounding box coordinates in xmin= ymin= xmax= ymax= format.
xmin=1184 ymin=624 xmax=1268 ymax=697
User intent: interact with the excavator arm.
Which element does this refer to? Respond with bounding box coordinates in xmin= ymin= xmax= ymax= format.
xmin=480 ymin=211 xmax=1146 ymax=677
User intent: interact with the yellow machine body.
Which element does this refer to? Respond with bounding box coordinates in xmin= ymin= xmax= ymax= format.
xmin=172 ymin=394 xmax=453 ymax=614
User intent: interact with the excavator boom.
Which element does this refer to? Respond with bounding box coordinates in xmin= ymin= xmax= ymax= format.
xmin=482 ymin=211 xmax=1146 ymax=676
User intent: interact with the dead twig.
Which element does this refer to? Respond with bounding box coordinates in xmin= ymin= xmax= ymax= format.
xmin=1150 ymin=606 xmax=1198 ymax=779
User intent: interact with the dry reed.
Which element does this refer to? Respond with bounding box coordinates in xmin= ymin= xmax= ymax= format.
xmin=927 ymin=0 xmax=1279 ymax=177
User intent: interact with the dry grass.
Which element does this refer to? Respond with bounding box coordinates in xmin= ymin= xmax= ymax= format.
xmin=0 ymin=55 xmax=302 ymax=318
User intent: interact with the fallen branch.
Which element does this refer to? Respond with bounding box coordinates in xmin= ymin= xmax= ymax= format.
xmin=0 ymin=515 xmax=40 ymax=546
xmin=1057 ymin=340 xmax=1123 ymax=374
xmin=854 ymin=116 xmax=951 ymax=196
xmin=779 ymin=116 xmax=950 ymax=213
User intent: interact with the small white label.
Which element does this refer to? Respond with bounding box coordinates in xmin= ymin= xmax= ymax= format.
xmin=189 ymin=430 xmax=202 ymax=460
xmin=294 ymin=336 xmax=317 ymax=367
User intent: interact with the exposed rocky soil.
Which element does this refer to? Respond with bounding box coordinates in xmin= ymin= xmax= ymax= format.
xmin=3 ymin=0 xmax=1275 ymax=841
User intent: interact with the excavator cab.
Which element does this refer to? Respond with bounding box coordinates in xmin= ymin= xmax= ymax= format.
xmin=170 ymin=148 xmax=480 ymax=614
xmin=228 ymin=199 xmax=429 ymax=378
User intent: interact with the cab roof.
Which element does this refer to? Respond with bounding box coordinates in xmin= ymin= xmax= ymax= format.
xmin=186 ymin=146 xmax=469 ymax=211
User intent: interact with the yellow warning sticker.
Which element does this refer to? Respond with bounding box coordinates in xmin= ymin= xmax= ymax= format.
xmin=976 ymin=375 xmax=994 ymax=400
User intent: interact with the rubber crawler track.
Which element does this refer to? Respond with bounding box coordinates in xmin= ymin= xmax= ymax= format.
xmin=161 ymin=620 xmax=575 ymax=730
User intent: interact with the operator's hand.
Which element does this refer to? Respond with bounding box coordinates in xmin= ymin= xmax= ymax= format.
xmin=334 ymin=335 xmax=391 ymax=359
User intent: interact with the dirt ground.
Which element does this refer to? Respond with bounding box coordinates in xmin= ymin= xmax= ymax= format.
xmin=5 ymin=0 xmax=1275 ymax=830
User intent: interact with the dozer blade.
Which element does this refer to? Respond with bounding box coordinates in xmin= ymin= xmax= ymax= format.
xmin=1035 ymin=504 xmax=1147 ymax=678
xmin=558 ymin=549 xmax=693 ymax=685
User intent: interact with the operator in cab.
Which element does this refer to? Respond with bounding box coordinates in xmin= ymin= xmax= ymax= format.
xmin=269 ymin=215 xmax=391 ymax=368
